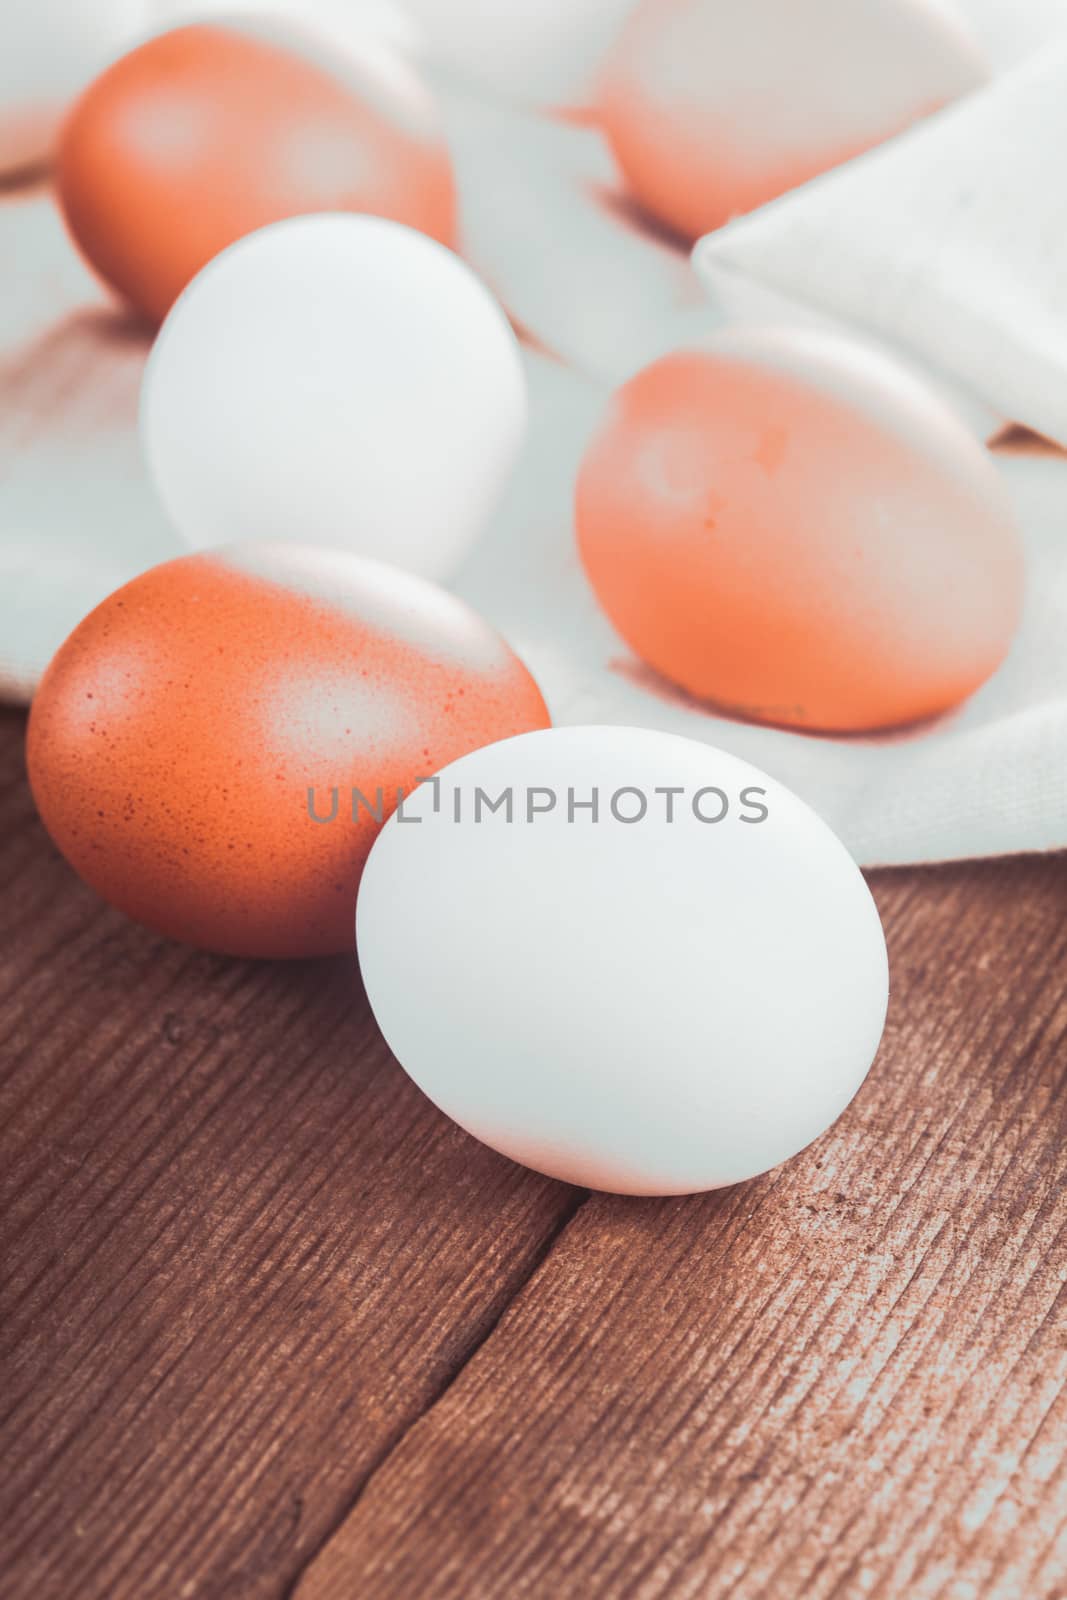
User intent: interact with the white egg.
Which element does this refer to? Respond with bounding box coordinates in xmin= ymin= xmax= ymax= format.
xmin=401 ymin=0 xmax=639 ymax=108
xmin=357 ymin=725 xmax=889 ymax=1196
xmin=0 ymin=0 xmax=146 ymax=174
xmin=140 ymin=215 xmax=527 ymax=582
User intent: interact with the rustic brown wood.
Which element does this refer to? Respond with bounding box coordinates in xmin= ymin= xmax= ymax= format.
xmin=294 ymin=855 xmax=1067 ymax=1600
xmin=0 ymin=706 xmax=578 ymax=1600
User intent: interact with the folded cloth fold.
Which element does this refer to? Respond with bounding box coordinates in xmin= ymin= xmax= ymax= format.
xmin=443 ymin=83 xmax=1001 ymax=436
xmin=695 ymin=45 xmax=1067 ymax=448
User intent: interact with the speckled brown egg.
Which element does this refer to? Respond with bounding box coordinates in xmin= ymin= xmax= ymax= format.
xmin=575 ymin=328 xmax=1024 ymax=733
xmin=56 ymin=21 xmax=457 ymax=323
xmin=26 ymin=543 xmax=550 ymax=958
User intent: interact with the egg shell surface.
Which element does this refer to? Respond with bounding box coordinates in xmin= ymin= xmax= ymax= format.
xmin=357 ymin=724 xmax=889 ymax=1195
xmin=57 ymin=21 xmax=455 ymax=322
xmin=575 ymin=327 xmax=1025 ymax=733
xmin=140 ymin=214 xmax=527 ymax=582
xmin=600 ymin=0 xmax=988 ymax=239
xmin=26 ymin=543 xmax=550 ymax=959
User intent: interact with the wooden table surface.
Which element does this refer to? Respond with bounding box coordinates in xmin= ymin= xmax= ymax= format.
xmin=1 ymin=703 xmax=1065 ymax=1600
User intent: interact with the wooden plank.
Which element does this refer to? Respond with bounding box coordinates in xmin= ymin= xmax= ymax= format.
xmin=0 ymin=706 xmax=578 ymax=1600
xmin=295 ymin=854 xmax=1067 ymax=1600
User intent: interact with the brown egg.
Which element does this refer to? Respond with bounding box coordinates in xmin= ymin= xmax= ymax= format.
xmin=600 ymin=0 xmax=987 ymax=241
xmin=57 ymin=22 xmax=456 ymax=323
xmin=575 ymin=328 xmax=1024 ymax=733
xmin=27 ymin=543 xmax=550 ymax=958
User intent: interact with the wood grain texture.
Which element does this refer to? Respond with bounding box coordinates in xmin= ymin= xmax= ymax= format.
xmin=296 ymin=855 xmax=1067 ymax=1600
xmin=0 ymin=707 xmax=578 ymax=1600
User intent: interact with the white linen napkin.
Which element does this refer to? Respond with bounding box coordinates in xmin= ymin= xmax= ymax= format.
xmin=695 ymin=44 xmax=1067 ymax=449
